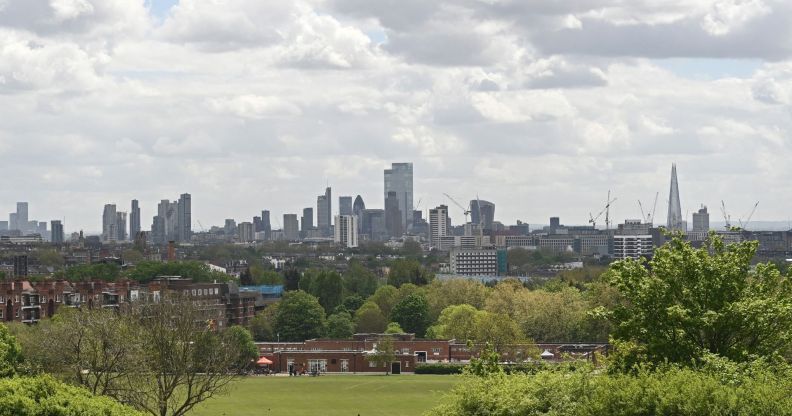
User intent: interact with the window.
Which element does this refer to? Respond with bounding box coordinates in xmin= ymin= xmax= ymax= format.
xmin=402 ymin=348 xmax=410 ymax=354
xmin=432 ymin=348 xmax=441 ymax=355
xmin=191 ymin=289 xmax=196 ymax=296
xmin=405 ymin=361 xmax=409 ymax=368
xmin=369 ymin=361 xmax=376 ymax=367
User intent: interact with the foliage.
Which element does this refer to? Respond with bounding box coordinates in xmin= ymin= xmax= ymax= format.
xmin=309 ymin=270 xmax=344 ymax=313
xmin=425 ymin=279 xmax=489 ymax=321
xmin=387 ymin=259 xmax=434 ymax=287
xmin=240 ymin=265 xmax=282 ymax=286
xmin=249 ymin=304 xmax=279 ymax=342
xmin=602 ymin=235 xmax=792 ymax=366
xmin=364 ymin=337 xmax=396 ymax=375
xmin=426 ymin=304 xmax=479 ymax=342
xmin=369 ymin=285 xmax=400 ymax=318
xmin=125 ymin=261 xmax=229 ymax=283
xmin=429 ymin=362 xmax=792 ymax=416
xmin=507 ymin=247 xmax=574 ymax=273
xmin=0 ymin=324 xmax=21 ymax=378
xmin=0 ymin=375 xmax=144 ymax=416
xmin=326 ymin=312 xmax=356 ymax=339
xmin=283 ymin=267 xmax=301 ymax=291
xmin=223 ymin=326 xmax=259 ymax=371
xmin=355 ymin=302 xmax=387 ymax=333
xmin=465 ymin=343 xmax=504 ymax=377
xmin=391 ymin=293 xmax=431 ymax=337
xmin=275 ymin=290 xmax=326 ymax=342
xmin=34 ymin=249 xmax=66 ymax=268
xmin=384 ymin=322 xmax=404 ymax=334
xmin=473 ymin=312 xmax=523 ymax=352
xmin=341 ymin=294 xmax=365 ymax=313
xmin=344 ymin=261 xmax=379 ymax=297
xmin=56 ymin=263 xmax=121 ymax=282
xmin=414 ymin=363 xmax=465 ymax=375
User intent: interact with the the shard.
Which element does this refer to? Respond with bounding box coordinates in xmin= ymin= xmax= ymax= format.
xmin=666 ymin=163 xmax=684 ymax=232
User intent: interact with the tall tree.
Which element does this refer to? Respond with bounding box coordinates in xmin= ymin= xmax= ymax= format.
xmin=309 ymin=270 xmax=344 ymax=313
xmin=326 ymin=312 xmax=355 ymax=339
xmin=474 ymin=311 xmax=523 ymax=352
xmin=344 ymin=261 xmax=380 ymax=297
xmin=387 ymin=259 xmax=434 ymax=287
xmin=249 ymin=304 xmax=279 ymax=341
xmin=354 ymin=302 xmax=387 ymax=333
xmin=427 ymin=304 xmax=479 ymax=342
xmin=391 ymin=293 xmax=431 ymax=337
xmin=274 ymin=290 xmax=326 ymax=341
xmin=369 ymin=285 xmax=400 ymax=318
xmin=602 ymin=235 xmax=792 ymax=366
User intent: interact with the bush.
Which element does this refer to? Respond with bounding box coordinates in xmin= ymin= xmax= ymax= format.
xmin=415 ymin=363 xmax=465 ymax=375
xmin=0 ymin=375 xmax=142 ymax=415
xmin=427 ymin=363 xmax=792 ymax=416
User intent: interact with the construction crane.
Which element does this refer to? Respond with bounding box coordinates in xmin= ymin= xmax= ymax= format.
xmin=443 ymin=193 xmax=470 ymax=223
xmin=588 ymin=191 xmax=617 ymax=229
xmin=638 ymin=192 xmax=660 ymax=225
xmin=738 ymin=201 xmax=760 ymax=230
xmin=721 ymin=200 xmax=732 ymax=229
xmin=197 ymin=220 xmax=207 ymax=233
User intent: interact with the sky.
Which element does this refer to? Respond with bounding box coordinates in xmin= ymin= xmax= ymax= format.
xmin=1 ymin=0 xmax=791 ymax=233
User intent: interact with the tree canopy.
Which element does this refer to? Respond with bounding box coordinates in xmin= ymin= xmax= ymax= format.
xmin=275 ymin=290 xmax=326 ymax=341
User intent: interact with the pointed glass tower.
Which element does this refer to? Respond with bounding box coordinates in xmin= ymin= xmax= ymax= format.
xmin=666 ymin=164 xmax=684 ymax=232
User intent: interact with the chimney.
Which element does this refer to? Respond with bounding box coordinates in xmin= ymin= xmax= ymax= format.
xmin=167 ymin=241 xmax=176 ymax=262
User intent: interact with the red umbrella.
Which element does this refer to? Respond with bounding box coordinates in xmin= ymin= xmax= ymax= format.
xmin=257 ymin=357 xmax=273 ymax=365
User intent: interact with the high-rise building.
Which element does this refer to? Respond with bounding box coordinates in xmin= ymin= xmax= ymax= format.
xmin=177 ymin=193 xmax=192 ymax=242
xmin=116 ymin=212 xmax=128 ymax=241
xmin=102 ymin=204 xmax=117 ymax=241
xmin=0 ymin=221 xmax=7 ymax=231
xmin=284 ymin=214 xmax=299 ymax=240
xmin=8 ymin=214 xmax=16 ymax=232
xmin=470 ymin=200 xmax=495 ymax=230
xmin=13 ymin=255 xmax=28 ymax=278
xmin=151 ymin=216 xmax=166 ymax=244
xmin=334 ymin=215 xmax=358 ymax=248
xmin=301 ymin=208 xmax=314 ymax=232
xmin=158 ymin=200 xmax=180 ymax=241
xmin=16 ymin=202 xmax=28 ymax=232
xmin=51 ymin=220 xmax=64 ymax=244
xmin=430 ymin=205 xmax=449 ymax=248
xmin=130 ymin=200 xmax=141 ymax=239
xmin=317 ymin=187 xmax=332 ymax=236
xmin=339 ymin=196 xmax=353 ymax=216
xmin=385 ymin=191 xmax=403 ymax=237
xmin=613 ymin=235 xmax=655 ymax=260
xmin=262 ymin=210 xmax=272 ymax=239
xmin=384 ymin=163 xmax=413 ymax=231
xmin=238 ymin=222 xmax=254 ymax=243
xmin=692 ymin=205 xmax=709 ymax=232
xmin=224 ymin=219 xmax=237 ymax=236
xmin=361 ymin=209 xmax=386 ymax=241
xmin=667 ymin=164 xmax=685 ymax=232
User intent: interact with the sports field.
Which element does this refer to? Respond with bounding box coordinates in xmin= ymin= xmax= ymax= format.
xmin=192 ymin=375 xmax=459 ymax=416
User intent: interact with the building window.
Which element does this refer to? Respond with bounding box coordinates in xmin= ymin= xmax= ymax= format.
xmin=402 ymin=348 xmax=410 ymax=354
xmin=369 ymin=361 xmax=376 ymax=367
xmin=432 ymin=348 xmax=441 ymax=355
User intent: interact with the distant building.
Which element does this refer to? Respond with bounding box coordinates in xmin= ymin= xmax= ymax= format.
xmin=224 ymin=219 xmax=237 ymax=237
xmin=130 ymin=200 xmax=141 ymax=239
xmin=0 ymin=221 xmax=7 ymax=231
xmin=450 ymin=248 xmax=506 ymax=276
xmin=613 ymin=235 xmax=654 ymax=260
xmin=50 ymin=220 xmax=64 ymax=244
xmin=692 ymin=205 xmax=709 ymax=232
xmin=470 ymin=200 xmax=495 ymax=230
xmin=116 ymin=212 xmax=127 ymax=241
xmin=317 ymin=187 xmax=332 ymax=237
xmin=361 ymin=209 xmax=386 ymax=241
xmin=334 ymin=215 xmax=358 ymax=248
xmin=177 ymin=193 xmax=192 ymax=242
xmin=339 ymin=196 xmax=353 ymax=216
xmin=384 ymin=163 xmax=413 ymax=231
xmin=16 ymin=202 xmax=29 ymax=233
xmin=667 ymin=164 xmax=685 ymax=232
xmin=301 ymin=208 xmax=314 ymax=233
xmin=430 ymin=205 xmax=449 ymax=249
xmin=283 ymin=214 xmax=299 ymax=241
xmin=13 ymin=255 xmax=28 ymax=278
xmin=385 ymin=191 xmax=403 ymax=237
xmin=262 ymin=210 xmax=272 ymax=239
xmin=353 ymin=195 xmax=365 ymax=218
xmin=151 ymin=216 xmax=166 ymax=245
xmin=238 ymin=222 xmax=254 ymax=243
xmin=102 ymin=204 xmax=117 ymax=241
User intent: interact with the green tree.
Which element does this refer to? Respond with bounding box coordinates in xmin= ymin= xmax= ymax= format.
xmin=369 ymin=285 xmax=400 ymax=318
xmin=249 ymin=304 xmax=279 ymax=341
xmin=602 ymin=235 xmax=792 ymax=366
xmin=326 ymin=312 xmax=355 ymax=339
xmin=223 ymin=326 xmax=259 ymax=372
xmin=388 ymin=259 xmax=434 ymax=287
xmin=427 ymin=304 xmax=479 ymax=342
xmin=0 ymin=324 xmax=22 ymax=377
xmin=364 ymin=336 xmax=396 ymax=375
xmin=342 ymin=294 xmax=365 ymax=313
xmin=34 ymin=249 xmax=65 ymax=269
xmin=425 ymin=279 xmax=489 ymax=321
xmin=384 ymin=322 xmax=404 ymax=334
xmin=0 ymin=375 xmax=143 ymax=415
xmin=474 ymin=311 xmax=523 ymax=352
xmin=344 ymin=261 xmax=379 ymax=297
xmin=354 ymin=302 xmax=387 ymax=333
xmin=391 ymin=293 xmax=431 ymax=337
xmin=274 ymin=290 xmax=326 ymax=341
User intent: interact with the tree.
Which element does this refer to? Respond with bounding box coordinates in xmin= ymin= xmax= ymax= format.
xmin=283 ymin=267 xmax=301 ymax=291
xmin=122 ymin=249 xmax=145 ymax=264
xmin=427 ymin=304 xmax=479 ymax=342
xmin=387 ymin=259 xmax=434 ymax=287
xmin=0 ymin=324 xmax=21 ymax=377
xmin=342 ymin=294 xmax=365 ymax=313
xmin=344 ymin=261 xmax=379 ymax=297
xmin=384 ymin=322 xmax=404 ymax=334
xmin=474 ymin=311 xmax=522 ymax=352
xmin=326 ymin=312 xmax=356 ymax=339
xmin=0 ymin=375 xmax=144 ymax=415
xmin=364 ymin=336 xmax=396 ymax=375
xmin=391 ymin=293 xmax=431 ymax=337
xmin=243 ymin=265 xmax=283 ymax=286
xmin=369 ymin=285 xmax=400 ymax=318
xmin=425 ymin=279 xmax=489 ymax=321
xmin=223 ymin=326 xmax=259 ymax=372
xmin=308 ymin=270 xmax=344 ymax=313
xmin=274 ymin=290 xmax=326 ymax=341
xmin=249 ymin=304 xmax=279 ymax=341
xmin=35 ymin=249 xmax=65 ymax=268
xmin=602 ymin=235 xmax=792 ymax=366
xmin=355 ymin=302 xmax=387 ymax=333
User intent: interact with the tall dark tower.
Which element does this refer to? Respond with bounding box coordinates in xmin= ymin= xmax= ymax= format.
xmin=666 ymin=164 xmax=684 ymax=232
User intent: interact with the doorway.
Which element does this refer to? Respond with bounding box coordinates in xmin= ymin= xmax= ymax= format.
xmin=390 ymin=362 xmax=401 ymax=375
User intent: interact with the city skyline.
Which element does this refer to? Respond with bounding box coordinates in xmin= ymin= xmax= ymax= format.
xmin=2 ymin=1 xmax=792 ymax=232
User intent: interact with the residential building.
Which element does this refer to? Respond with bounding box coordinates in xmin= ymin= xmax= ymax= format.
xmin=334 ymin=215 xmax=358 ymax=248
xmin=177 ymin=193 xmax=192 ymax=242
xmin=283 ymin=214 xmax=299 ymax=241
xmin=261 ymin=210 xmax=271 ymax=240
xmin=429 ymin=205 xmax=449 ymax=249
xmin=384 ymin=162 xmax=413 ymax=231
xmin=449 ymin=248 xmax=507 ymax=276
xmin=116 ymin=212 xmax=127 ymax=241
xmin=613 ymin=235 xmax=654 ymax=260
xmin=130 ymin=200 xmax=141 ymax=239
xmin=151 ymin=216 xmax=166 ymax=245
xmin=238 ymin=222 xmax=254 ymax=243
xmin=102 ymin=204 xmax=117 ymax=241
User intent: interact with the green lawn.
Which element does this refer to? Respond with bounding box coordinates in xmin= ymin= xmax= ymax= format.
xmin=191 ymin=375 xmax=459 ymax=416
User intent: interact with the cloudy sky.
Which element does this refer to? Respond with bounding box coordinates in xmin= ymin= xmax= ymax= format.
xmin=1 ymin=0 xmax=791 ymax=233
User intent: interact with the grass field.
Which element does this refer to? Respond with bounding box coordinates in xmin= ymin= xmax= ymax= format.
xmin=191 ymin=375 xmax=459 ymax=416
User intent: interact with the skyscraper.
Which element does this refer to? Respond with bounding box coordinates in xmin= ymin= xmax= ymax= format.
xmin=361 ymin=209 xmax=386 ymax=241
xmin=339 ymin=196 xmax=353 ymax=216
xmin=177 ymin=193 xmax=192 ymax=242
xmin=8 ymin=213 xmax=17 ymax=232
xmin=51 ymin=220 xmax=64 ymax=244
xmin=130 ymin=200 xmax=141 ymax=239
xmin=16 ymin=202 xmax=28 ymax=232
xmin=116 ymin=212 xmax=128 ymax=241
xmin=151 ymin=216 xmax=166 ymax=245
xmin=262 ymin=210 xmax=271 ymax=240
xmin=692 ymin=205 xmax=709 ymax=232
xmin=384 ymin=163 xmax=413 ymax=231
xmin=238 ymin=222 xmax=254 ymax=243
xmin=353 ymin=195 xmax=366 ymax=232
xmin=470 ymin=200 xmax=495 ymax=230
xmin=102 ymin=204 xmax=117 ymax=241
xmin=334 ymin=215 xmax=358 ymax=248
xmin=430 ymin=205 xmax=449 ymax=248
xmin=667 ymin=164 xmax=685 ymax=232
xmin=301 ymin=207 xmax=314 ymax=232
xmin=283 ymin=214 xmax=299 ymax=241
xmin=317 ymin=187 xmax=332 ymax=237
xmin=385 ymin=191 xmax=403 ymax=237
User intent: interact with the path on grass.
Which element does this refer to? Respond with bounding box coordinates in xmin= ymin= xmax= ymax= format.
xmin=192 ymin=375 xmax=459 ymax=416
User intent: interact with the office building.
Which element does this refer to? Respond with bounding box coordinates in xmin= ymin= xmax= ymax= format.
xmin=449 ymin=248 xmax=507 ymax=276
xmin=317 ymin=187 xmax=332 ymax=237
xmin=384 ymin=163 xmax=413 ymax=231
xmin=16 ymin=202 xmax=28 ymax=232
xmin=283 ymin=214 xmax=299 ymax=241
xmin=151 ymin=216 xmax=166 ymax=244
xmin=353 ymin=196 xmax=365 ymax=218
xmin=262 ymin=210 xmax=272 ymax=238
xmin=177 ymin=193 xmax=192 ymax=242
xmin=116 ymin=212 xmax=127 ymax=241
xmin=385 ymin=191 xmax=403 ymax=237
xmin=692 ymin=205 xmax=709 ymax=232
xmin=339 ymin=196 xmax=353 ymax=216
xmin=361 ymin=209 xmax=387 ymax=241
xmin=667 ymin=164 xmax=685 ymax=232
xmin=50 ymin=220 xmax=64 ymax=244
xmin=130 ymin=200 xmax=141 ymax=239
xmin=0 ymin=221 xmax=7 ymax=231
xmin=430 ymin=205 xmax=449 ymax=248
xmin=470 ymin=200 xmax=495 ymax=230
xmin=157 ymin=199 xmax=179 ymax=241
xmin=334 ymin=215 xmax=358 ymax=248
xmin=102 ymin=204 xmax=117 ymax=241
xmin=301 ymin=208 xmax=314 ymax=233
xmin=613 ymin=235 xmax=654 ymax=260
xmin=224 ymin=219 xmax=237 ymax=236
xmin=238 ymin=222 xmax=254 ymax=243
xmin=8 ymin=213 xmax=17 ymax=232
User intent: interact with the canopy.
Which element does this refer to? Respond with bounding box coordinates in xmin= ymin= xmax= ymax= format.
xmin=257 ymin=357 xmax=273 ymax=365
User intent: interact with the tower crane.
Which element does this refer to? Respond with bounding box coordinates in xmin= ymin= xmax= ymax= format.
xmin=590 ymin=191 xmax=617 ymax=230
xmin=721 ymin=200 xmax=732 ymax=229
xmin=638 ymin=194 xmax=659 ymax=225
xmin=443 ymin=193 xmax=470 ymax=224
xmin=738 ymin=201 xmax=760 ymax=230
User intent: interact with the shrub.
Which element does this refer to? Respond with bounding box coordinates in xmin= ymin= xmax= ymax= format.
xmin=415 ymin=363 xmax=465 ymax=375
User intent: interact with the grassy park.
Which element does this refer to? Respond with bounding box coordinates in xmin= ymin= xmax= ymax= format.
xmin=192 ymin=375 xmax=459 ymax=416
